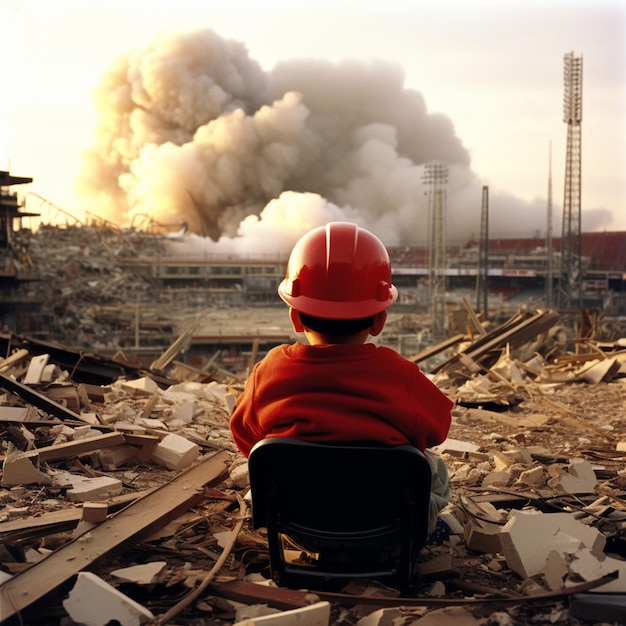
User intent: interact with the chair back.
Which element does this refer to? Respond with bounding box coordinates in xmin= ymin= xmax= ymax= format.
xmin=248 ymin=437 xmax=432 ymax=589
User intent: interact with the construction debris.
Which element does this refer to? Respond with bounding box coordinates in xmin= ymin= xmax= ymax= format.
xmin=0 ymin=307 xmax=625 ymax=625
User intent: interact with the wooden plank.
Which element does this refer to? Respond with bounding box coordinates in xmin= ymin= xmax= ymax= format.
xmin=433 ymin=310 xmax=560 ymax=375
xmin=0 ymin=348 xmax=30 ymax=372
xmin=0 ymin=449 xmax=229 ymax=621
xmin=24 ymin=431 xmax=126 ymax=462
xmin=0 ymin=371 xmax=84 ymax=422
xmin=0 ymin=490 xmax=153 ymax=541
xmin=408 ymin=333 xmax=466 ymax=364
xmin=461 ymin=296 xmax=487 ymax=337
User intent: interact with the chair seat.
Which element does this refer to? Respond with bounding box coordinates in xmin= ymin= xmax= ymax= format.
xmin=248 ymin=438 xmax=432 ymax=590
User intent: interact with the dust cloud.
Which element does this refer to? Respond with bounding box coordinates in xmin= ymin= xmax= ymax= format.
xmin=76 ymin=28 xmax=563 ymax=255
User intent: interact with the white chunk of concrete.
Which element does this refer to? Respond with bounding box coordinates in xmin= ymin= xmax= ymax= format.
xmin=548 ymin=459 xmax=598 ymax=494
xmin=137 ymin=417 xmax=167 ymax=430
xmin=482 ymin=470 xmax=511 ymax=487
xmin=150 ymin=433 xmax=199 ymax=470
xmin=111 ymin=561 xmax=167 ymax=584
xmin=119 ymin=376 xmax=159 ymax=395
xmin=97 ymin=444 xmax=137 ymax=468
xmin=568 ymin=547 xmax=626 ymax=593
xmin=433 ymin=437 xmax=481 ymax=455
xmin=230 ymin=462 xmax=249 ymax=489
xmin=500 ymin=510 xmax=606 ymax=579
xmin=464 ymin=518 xmax=503 ymax=554
xmin=63 ymin=571 xmax=154 ymax=626
xmin=169 ymin=399 xmax=195 ymax=423
xmin=516 ymin=466 xmax=545 ymax=486
xmin=355 ymin=608 xmax=402 ymax=626
xmin=66 ymin=476 xmax=124 ymax=502
xmin=1 ymin=453 xmax=52 ymax=487
xmin=542 ymin=549 xmax=570 ymax=591
xmin=23 ymin=353 xmax=49 ymax=385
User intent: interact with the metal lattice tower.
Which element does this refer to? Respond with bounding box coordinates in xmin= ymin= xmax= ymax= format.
xmin=558 ymin=51 xmax=583 ymax=309
xmin=422 ymin=163 xmax=448 ymax=337
xmin=546 ymin=142 xmax=554 ymax=308
xmin=475 ymin=185 xmax=489 ymax=318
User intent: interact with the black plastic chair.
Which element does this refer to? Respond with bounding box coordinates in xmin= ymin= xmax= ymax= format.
xmin=248 ymin=437 xmax=432 ymax=590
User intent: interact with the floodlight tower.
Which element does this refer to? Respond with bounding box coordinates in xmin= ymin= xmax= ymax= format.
xmin=423 ymin=163 xmax=448 ymax=337
xmin=558 ymin=51 xmax=583 ymax=309
xmin=546 ymin=142 xmax=554 ymax=308
xmin=475 ymin=185 xmax=489 ymax=318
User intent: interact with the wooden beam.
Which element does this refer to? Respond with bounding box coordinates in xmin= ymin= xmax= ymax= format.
xmin=0 ymin=490 xmax=154 ymax=542
xmin=0 ymin=372 xmax=84 ymax=422
xmin=23 ymin=431 xmax=126 ymax=462
xmin=0 ymin=450 xmax=229 ymax=621
xmin=408 ymin=333 xmax=466 ymax=364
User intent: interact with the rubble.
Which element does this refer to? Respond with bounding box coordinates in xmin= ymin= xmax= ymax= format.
xmin=0 ymin=306 xmax=625 ymax=625
xmin=63 ymin=571 xmax=155 ymax=626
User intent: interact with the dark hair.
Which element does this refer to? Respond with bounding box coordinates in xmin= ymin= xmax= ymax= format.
xmin=298 ymin=312 xmax=374 ymax=336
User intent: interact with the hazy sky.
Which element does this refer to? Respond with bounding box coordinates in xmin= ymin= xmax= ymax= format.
xmin=1 ymin=0 xmax=624 ymax=247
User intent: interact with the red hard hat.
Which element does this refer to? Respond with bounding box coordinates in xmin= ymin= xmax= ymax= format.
xmin=278 ymin=222 xmax=398 ymax=319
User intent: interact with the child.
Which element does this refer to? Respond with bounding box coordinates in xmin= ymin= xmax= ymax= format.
xmin=229 ymin=221 xmax=453 ymax=535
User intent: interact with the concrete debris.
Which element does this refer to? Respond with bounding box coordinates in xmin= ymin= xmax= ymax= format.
xmin=0 ymin=302 xmax=625 ymax=625
xmin=547 ymin=458 xmax=598 ymax=494
xmin=499 ymin=509 xmax=606 ymax=579
xmin=1 ymin=449 xmax=53 ymax=487
xmin=63 ymin=571 xmax=155 ymax=626
xmin=150 ymin=432 xmax=200 ymax=470
xmin=110 ymin=560 xmax=167 ymax=584
xmin=64 ymin=475 xmax=125 ymax=502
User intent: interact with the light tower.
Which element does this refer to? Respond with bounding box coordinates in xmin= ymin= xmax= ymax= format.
xmin=475 ymin=185 xmax=489 ymax=318
xmin=422 ymin=163 xmax=448 ymax=337
xmin=558 ymin=51 xmax=583 ymax=309
xmin=546 ymin=142 xmax=554 ymax=308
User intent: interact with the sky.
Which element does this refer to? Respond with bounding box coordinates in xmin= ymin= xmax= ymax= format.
xmin=1 ymin=0 xmax=624 ymax=253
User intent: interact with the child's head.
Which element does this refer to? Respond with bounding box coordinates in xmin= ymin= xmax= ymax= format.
xmin=278 ymin=222 xmax=397 ymax=344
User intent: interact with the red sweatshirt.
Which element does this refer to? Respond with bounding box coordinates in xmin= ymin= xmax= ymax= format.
xmin=229 ymin=342 xmax=453 ymax=458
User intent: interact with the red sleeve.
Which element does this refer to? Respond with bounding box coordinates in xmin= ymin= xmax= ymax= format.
xmin=229 ymin=366 xmax=264 ymax=457
xmin=406 ymin=367 xmax=453 ymax=450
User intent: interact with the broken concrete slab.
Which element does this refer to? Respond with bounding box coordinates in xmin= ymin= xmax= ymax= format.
xmin=1 ymin=451 xmax=53 ymax=487
xmin=500 ymin=510 xmax=606 ymax=579
xmin=567 ymin=547 xmax=626 ymax=593
xmin=96 ymin=444 xmax=138 ymax=469
xmin=464 ymin=518 xmax=503 ymax=554
xmin=547 ymin=458 xmax=598 ymax=494
xmin=63 ymin=571 xmax=154 ymax=626
xmin=65 ymin=476 xmax=124 ymax=502
xmin=111 ymin=561 xmax=167 ymax=584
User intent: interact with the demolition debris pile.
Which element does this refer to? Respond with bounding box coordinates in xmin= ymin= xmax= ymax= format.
xmin=1 ymin=302 xmax=626 ymax=625
xmin=10 ymin=224 xmax=169 ymax=350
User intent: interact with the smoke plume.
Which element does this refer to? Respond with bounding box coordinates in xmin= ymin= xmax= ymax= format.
xmin=76 ymin=28 xmax=560 ymax=254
